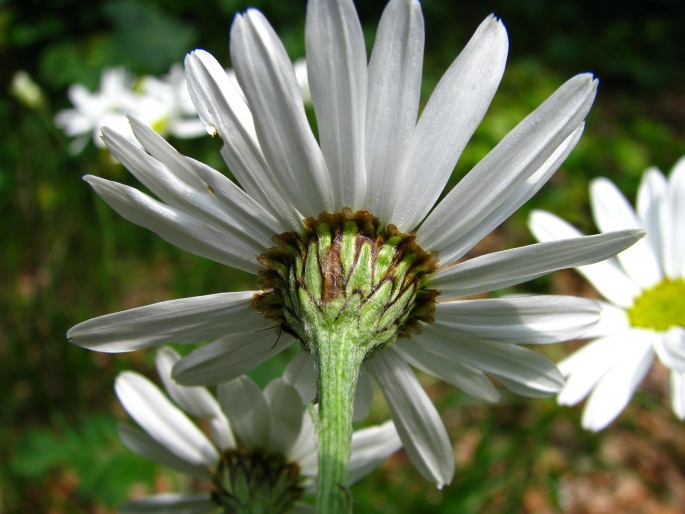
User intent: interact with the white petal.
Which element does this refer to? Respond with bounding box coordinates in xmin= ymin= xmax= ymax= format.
xmin=365 ymin=348 xmax=454 ymax=487
xmin=125 ymin=116 xmax=286 ymax=240
xmin=306 ymin=0 xmax=367 ymax=211
xmin=395 ymin=338 xmax=500 ymax=402
xmin=419 ymin=73 xmax=596 ymax=262
xmin=662 ymin=156 xmax=685 ymax=279
xmin=115 ymin=372 xmax=218 ymax=467
xmin=636 ymin=166 xmax=667 ymax=270
xmin=283 ymin=350 xmax=317 ymax=404
xmin=119 ymin=493 xmax=216 ymax=514
xmin=155 ymin=347 xmax=237 ymax=450
xmin=669 ymin=370 xmax=685 ymax=419
xmin=217 ymin=376 xmax=270 ymax=450
xmin=117 ymin=423 xmax=213 ymax=481
xmin=172 ymin=330 xmax=296 ymax=386
xmin=287 ymin=410 xmax=318 ymax=476
xmin=529 ymin=210 xmax=641 ymax=307
xmin=416 ymin=323 xmax=564 ymax=395
xmin=348 ymin=420 xmax=402 ymax=484
xmin=365 ymin=0 xmax=424 ymax=218
xmin=263 ymin=379 xmax=304 ymax=455
xmin=390 ymin=16 xmax=508 ymax=232
xmin=184 ymin=50 xmax=302 ymax=231
xmin=353 ymin=368 xmax=375 ymax=422
xmin=581 ymin=335 xmax=654 ymax=431
xmin=430 ymin=229 xmax=645 ymax=298
xmin=590 ymin=177 xmax=661 ymax=288
xmin=155 ymin=347 xmax=222 ymax=418
xmin=231 ymin=10 xmax=332 ymax=216
xmin=654 ymin=327 xmax=685 ymax=372
xmin=557 ymin=333 xmax=638 ymax=406
xmin=433 ymin=296 xmax=600 ymax=344
xmin=67 ymin=291 xmax=260 ymax=353
xmin=582 ymin=301 xmax=630 ymax=338
xmin=83 ymin=176 xmax=261 ymax=273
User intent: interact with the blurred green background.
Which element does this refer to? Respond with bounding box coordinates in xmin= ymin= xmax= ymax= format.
xmin=2 ymin=0 xmax=685 ymax=512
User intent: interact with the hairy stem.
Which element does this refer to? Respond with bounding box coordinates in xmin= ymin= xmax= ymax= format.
xmin=313 ymin=329 xmax=365 ymax=514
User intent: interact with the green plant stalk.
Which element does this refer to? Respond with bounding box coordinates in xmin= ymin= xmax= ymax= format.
xmin=312 ymin=326 xmax=366 ymax=514
xmin=254 ymin=211 xmax=439 ymax=513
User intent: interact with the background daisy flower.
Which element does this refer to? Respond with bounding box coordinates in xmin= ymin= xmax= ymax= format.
xmin=529 ymin=158 xmax=685 ymax=431
xmin=117 ymin=346 xmax=401 ymax=513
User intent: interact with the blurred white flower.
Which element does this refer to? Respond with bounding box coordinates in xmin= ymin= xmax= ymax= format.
xmin=10 ymin=70 xmax=45 ymax=109
xmin=56 ymin=60 xmax=310 ymax=155
xmin=116 ymin=346 xmax=401 ymax=513
xmin=55 ymin=67 xmax=140 ymax=154
xmin=139 ymin=64 xmax=206 ymax=139
xmin=530 ymin=159 xmax=685 ymax=431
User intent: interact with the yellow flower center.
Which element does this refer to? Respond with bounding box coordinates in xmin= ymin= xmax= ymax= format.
xmin=628 ymin=278 xmax=685 ymax=331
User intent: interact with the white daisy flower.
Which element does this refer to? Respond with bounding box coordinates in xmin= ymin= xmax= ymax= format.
xmin=529 ymin=159 xmax=685 ymax=431
xmin=117 ymin=346 xmax=401 ymax=513
xmin=68 ymin=0 xmax=643 ymax=491
xmin=138 ymin=64 xmax=207 ymax=139
xmin=55 ymin=67 xmax=142 ymax=154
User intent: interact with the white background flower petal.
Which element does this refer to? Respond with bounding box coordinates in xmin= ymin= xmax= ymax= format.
xmin=306 ymin=0 xmax=367 ymax=211
xmin=217 ymin=376 xmax=270 ymax=450
xmin=556 ymin=333 xmax=626 ymax=405
xmin=365 ymin=348 xmax=454 ymax=487
xmin=581 ymin=334 xmax=654 ymax=431
xmin=117 ymin=423 xmax=214 ymax=481
xmin=263 ymin=379 xmax=304 ymax=455
xmin=529 ymin=210 xmax=641 ymax=307
xmin=283 ymin=350 xmax=317 ymax=403
xmin=636 ymin=166 xmax=667 ymax=269
xmin=590 ymin=177 xmax=661 ymax=288
xmin=669 ymin=370 xmax=685 ymax=419
xmin=353 ymin=368 xmax=375 ymax=421
xmin=654 ymin=327 xmax=685 ymax=372
xmin=67 ymin=291 xmax=260 ymax=352
xmin=348 ymin=420 xmax=402 ymax=484
xmin=582 ymin=301 xmax=630 ymax=338
xmin=119 ymin=493 xmax=216 ymax=514
xmin=115 ymin=372 xmax=218 ymax=467
xmin=155 ymin=347 xmax=223 ymax=418
xmin=155 ymin=347 xmax=237 ymax=451
xmin=661 ymin=157 xmax=685 ymax=279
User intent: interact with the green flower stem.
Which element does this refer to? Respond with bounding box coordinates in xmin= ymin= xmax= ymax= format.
xmin=313 ymin=327 xmax=366 ymax=514
xmin=253 ymin=210 xmax=440 ymax=513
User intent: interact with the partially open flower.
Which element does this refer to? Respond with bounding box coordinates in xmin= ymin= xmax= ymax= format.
xmin=117 ymin=347 xmax=400 ymax=513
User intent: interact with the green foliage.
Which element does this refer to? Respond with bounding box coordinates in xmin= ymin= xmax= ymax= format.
xmin=9 ymin=414 xmax=158 ymax=509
